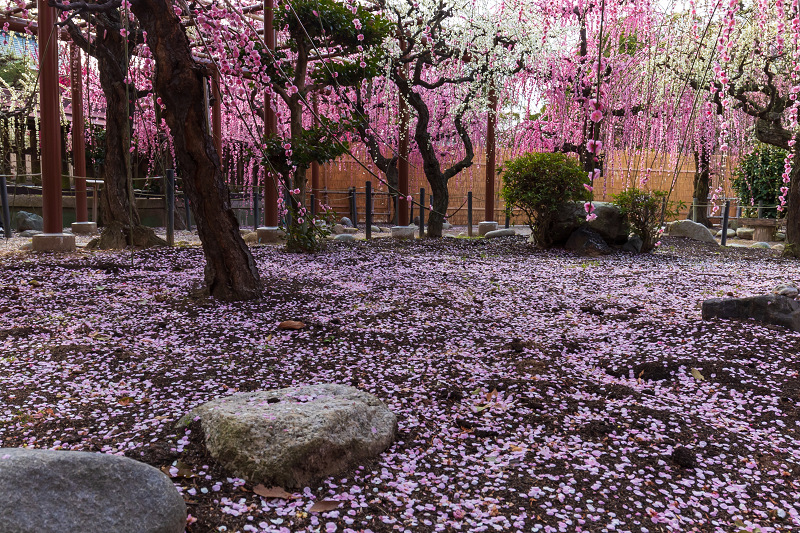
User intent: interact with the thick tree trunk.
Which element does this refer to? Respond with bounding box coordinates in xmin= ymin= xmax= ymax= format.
xmin=426 ymin=177 xmax=448 ymax=238
xmin=131 ymin=0 xmax=261 ymax=301
xmin=692 ymin=149 xmax=711 ymax=228
xmin=785 ymin=151 xmax=800 ymax=257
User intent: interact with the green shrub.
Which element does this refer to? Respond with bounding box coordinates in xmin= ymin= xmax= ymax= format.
xmin=732 ymin=144 xmax=786 ymax=219
xmin=500 ymin=152 xmax=588 ymax=248
xmin=612 ymin=188 xmax=672 ymax=253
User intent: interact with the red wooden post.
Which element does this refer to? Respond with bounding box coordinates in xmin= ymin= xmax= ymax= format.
xmin=263 ymin=0 xmax=279 ymax=226
xmin=70 ymin=43 xmax=88 ymax=224
xmin=33 ymin=1 xmax=74 ymax=250
xmin=484 ymin=85 xmax=497 ymax=223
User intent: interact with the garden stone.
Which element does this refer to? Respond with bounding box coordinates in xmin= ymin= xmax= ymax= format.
xmin=702 ymin=294 xmax=800 ymax=332
xmin=736 ymin=227 xmax=755 ymax=240
xmin=335 ymin=234 xmax=356 ymax=242
xmin=256 ymin=226 xmax=285 ymax=244
xmin=19 ymin=230 xmax=42 ymax=238
xmin=484 ymin=228 xmax=516 ymax=239
xmin=565 ymin=227 xmax=612 ymax=256
xmin=391 ymin=226 xmax=416 ymax=239
xmin=331 ymin=224 xmax=346 ymax=235
xmin=551 ymin=202 xmax=627 ymax=245
xmin=187 ymin=384 xmax=397 ymax=488
xmin=371 ymin=225 xmax=381 ymax=234
xmin=339 ymin=217 xmax=354 ymax=228
xmin=0 ymin=448 xmax=186 ymax=533
xmin=772 ymin=244 xmax=785 ymax=252
xmin=666 ymin=220 xmax=718 ymax=244
xmin=727 ymin=219 xmax=740 ymax=230
xmin=243 ymin=231 xmax=258 ymax=244
xmin=14 ymin=211 xmax=43 ymax=232
xmin=776 ymin=231 xmax=786 ymax=241
xmin=478 ymin=221 xmax=499 ymax=236
xmin=716 ymin=229 xmax=736 ymax=238
xmin=750 ymin=241 xmax=771 ymax=249
xmin=622 ymin=234 xmax=643 ymax=253
xmin=773 ymin=283 xmax=799 ymax=298
xmin=343 ymin=227 xmax=359 ymax=234
xmin=442 ymin=222 xmax=452 ymax=230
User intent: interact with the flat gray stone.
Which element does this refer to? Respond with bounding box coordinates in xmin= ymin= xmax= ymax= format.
xmin=370 ymin=225 xmax=381 ymax=233
xmin=391 ymin=226 xmax=416 ymax=239
xmin=19 ymin=230 xmax=42 ymax=238
xmin=716 ymin=229 xmax=736 ymax=238
xmin=773 ymin=284 xmax=799 ymax=298
xmin=702 ymin=294 xmax=800 ymax=332
xmin=736 ymin=227 xmax=755 ymax=240
xmin=343 ymin=227 xmax=359 ymax=234
xmin=0 ymin=448 xmax=186 ymax=533
xmin=331 ymin=224 xmax=346 ymax=235
xmin=667 ymin=220 xmax=718 ymax=244
xmin=478 ymin=221 xmax=499 ymax=236
xmin=484 ymin=228 xmax=516 ymax=239
xmin=188 ymin=384 xmax=397 ymax=488
xmin=334 ymin=234 xmax=356 ymax=242
xmin=256 ymin=226 xmax=285 ymax=244
xmin=751 ymin=241 xmax=771 ymax=249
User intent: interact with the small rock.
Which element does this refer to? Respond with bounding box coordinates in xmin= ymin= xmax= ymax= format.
xmin=736 ymin=227 xmax=755 ymax=240
xmin=391 ymin=226 xmax=416 ymax=239
xmin=622 ymin=234 xmax=643 ymax=253
xmin=339 ymin=217 xmax=354 ymax=228
xmin=335 ymin=234 xmax=355 ymax=242
xmin=484 ymin=228 xmax=516 ymax=239
xmin=666 ymin=220 xmax=718 ymax=244
xmin=442 ymin=222 xmax=452 ymax=230
xmin=773 ymin=284 xmax=799 ymax=298
xmin=370 ymin=225 xmax=381 ymax=233
xmin=186 ymin=384 xmax=397 ymax=488
xmin=671 ymin=446 xmax=698 ymax=469
xmin=18 ymin=230 xmax=42 ymax=238
xmin=331 ymin=224 xmax=346 ymax=235
xmin=0 ymin=448 xmax=186 ymax=533
xmin=750 ymin=241 xmax=771 ymax=249
xmin=14 ymin=211 xmax=43 ymax=232
xmin=716 ymin=229 xmax=736 ymax=238
xmin=343 ymin=227 xmax=359 ymax=234
xmin=772 ymin=244 xmax=785 ymax=252
xmin=565 ymin=227 xmax=612 ymax=256
xmin=775 ymin=231 xmax=786 ymax=242
xmin=243 ymin=231 xmax=258 ymax=244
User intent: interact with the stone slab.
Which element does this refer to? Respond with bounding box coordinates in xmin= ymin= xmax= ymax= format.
xmin=31 ymin=233 xmax=76 ymax=252
xmin=256 ymin=226 xmax=285 ymax=244
xmin=478 ymin=221 xmax=499 ymax=236
xmin=391 ymin=226 xmax=416 ymax=239
xmin=71 ymin=222 xmax=98 ymax=235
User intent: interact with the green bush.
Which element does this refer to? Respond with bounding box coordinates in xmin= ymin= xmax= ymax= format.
xmin=500 ymin=152 xmax=588 ymax=248
xmin=732 ymin=144 xmax=786 ymax=219
xmin=612 ymin=188 xmax=670 ymax=253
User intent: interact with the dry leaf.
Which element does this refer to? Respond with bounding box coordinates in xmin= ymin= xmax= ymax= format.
xmin=278 ymin=320 xmax=306 ymax=330
xmin=254 ymin=485 xmax=294 ymax=499
xmin=690 ymin=368 xmax=705 ymax=381
xmin=509 ymin=445 xmax=526 ymax=452
xmin=117 ymin=396 xmax=134 ymax=406
xmin=161 ymin=460 xmax=195 ymax=479
xmin=310 ymin=500 xmax=342 ymax=512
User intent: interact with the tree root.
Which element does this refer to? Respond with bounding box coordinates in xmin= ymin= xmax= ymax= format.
xmin=87 ymin=221 xmax=168 ymax=250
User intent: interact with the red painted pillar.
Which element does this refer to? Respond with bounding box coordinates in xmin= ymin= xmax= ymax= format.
xmin=263 ymin=0 xmax=279 ymax=226
xmin=310 ymin=93 xmax=320 ymax=203
xmin=70 ymin=43 xmax=88 ymax=223
xmin=38 ymin=0 xmax=63 ymax=233
xmin=484 ymin=85 xmax=497 ymax=223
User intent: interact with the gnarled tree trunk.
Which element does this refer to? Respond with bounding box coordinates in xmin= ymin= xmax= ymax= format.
xmin=131 ymin=0 xmax=261 ymax=301
xmin=692 ymin=149 xmax=711 ymax=228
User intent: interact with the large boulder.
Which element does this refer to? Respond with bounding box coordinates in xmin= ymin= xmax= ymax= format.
xmin=666 ymin=220 xmax=718 ymax=244
xmin=702 ymin=294 xmax=800 ymax=332
xmin=14 ymin=211 xmax=43 ymax=232
xmin=565 ymin=227 xmax=612 ymax=256
xmin=0 ymin=448 xmax=186 ymax=533
xmin=550 ymin=202 xmax=628 ymax=246
xmin=188 ymin=384 xmax=397 ymax=488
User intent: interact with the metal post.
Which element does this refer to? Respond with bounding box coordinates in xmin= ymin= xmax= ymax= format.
xmin=393 ymin=195 xmax=398 ymax=226
xmin=692 ymin=197 xmax=698 ymax=222
xmin=409 ymin=200 xmax=414 ymax=227
xmin=428 ymin=195 xmax=433 ymax=228
xmin=467 ymin=191 xmax=473 ymax=237
xmin=505 ymin=211 xmax=510 ymax=229
xmin=310 ymin=193 xmax=316 ymax=217
xmin=721 ymin=200 xmax=730 ymax=247
xmin=0 ymin=175 xmax=11 ymax=238
xmin=253 ymin=190 xmax=260 ymax=230
xmin=365 ymin=181 xmax=372 ymax=239
xmin=166 ymin=169 xmax=175 ymax=246
xmin=419 ymin=187 xmax=425 ymax=238
xmin=350 ymin=187 xmax=358 ymax=228
xmin=757 ymin=202 xmax=764 ymax=219
xmin=184 ymin=195 xmax=192 ymax=231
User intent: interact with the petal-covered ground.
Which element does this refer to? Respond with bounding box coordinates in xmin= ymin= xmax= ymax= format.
xmin=1 ymin=235 xmax=799 ymax=533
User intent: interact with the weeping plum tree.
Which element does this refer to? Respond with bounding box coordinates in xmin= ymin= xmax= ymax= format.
xmin=52 ymin=3 xmax=165 ymax=248
xmin=52 ymin=0 xmax=261 ymax=300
